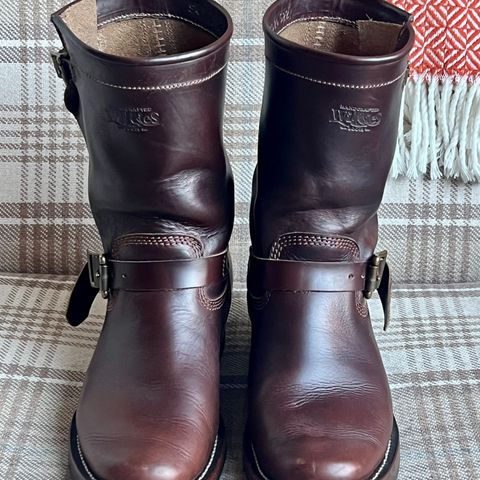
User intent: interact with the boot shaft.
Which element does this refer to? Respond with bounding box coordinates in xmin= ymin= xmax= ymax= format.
xmin=52 ymin=0 xmax=234 ymax=257
xmin=252 ymin=0 xmax=415 ymax=260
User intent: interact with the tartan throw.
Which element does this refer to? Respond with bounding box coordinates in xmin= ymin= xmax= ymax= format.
xmin=391 ymin=0 xmax=480 ymax=181
xmin=0 ymin=274 xmax=479 ymax=479
xmin=0 ymin=0 xmax=479 ymax=279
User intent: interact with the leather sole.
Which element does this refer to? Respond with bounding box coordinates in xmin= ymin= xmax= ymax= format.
xmin=69 ymin=413 xmax=227 ymax=480
xmin=244 ymin=418 xmax=400 ymax=480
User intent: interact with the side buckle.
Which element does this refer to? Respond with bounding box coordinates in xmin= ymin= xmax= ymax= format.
xmin=364 ymin=251 xmax=388 ymax=300
xmin=87 ymin=253 xmax=110 ymax=299
xmin=51 ymin=49 xmax=71 ymax=82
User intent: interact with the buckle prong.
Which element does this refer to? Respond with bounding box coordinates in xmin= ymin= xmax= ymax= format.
xmin=87 ymin=253 xmax=109 ymax=299
xmin=364 ymin=251 xmax=388 ymax=299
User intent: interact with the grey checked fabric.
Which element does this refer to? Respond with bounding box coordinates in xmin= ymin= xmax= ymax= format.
xmin=0 ymin=274 xmax=479 ymax=479
xmin=0 ymin=0 xmax=479 ymax=282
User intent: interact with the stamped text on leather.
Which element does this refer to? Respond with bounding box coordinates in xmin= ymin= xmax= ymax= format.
xmin=330 ymin=105 xmax=383 ymax=133
xmin=107 ymin=107 xmax=161 ymax=132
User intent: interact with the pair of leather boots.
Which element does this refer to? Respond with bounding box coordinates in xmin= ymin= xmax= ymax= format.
xmin=51 ymin=0 xmax=415 ymax=478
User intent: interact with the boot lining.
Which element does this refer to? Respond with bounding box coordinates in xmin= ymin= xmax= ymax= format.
xmin=60 ymin=0 xmax=217 ymax=57
xmin=279 ymin=17 xmax=403 ymax=56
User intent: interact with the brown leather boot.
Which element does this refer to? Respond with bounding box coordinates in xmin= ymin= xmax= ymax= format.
xmin=245 ymin=1 xmax=415 ymax=479
xmin=51 ymin=1 xmax=233 ymax=479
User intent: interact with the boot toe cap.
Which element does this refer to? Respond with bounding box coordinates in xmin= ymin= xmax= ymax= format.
xmin=76 ymin=435 xmax=217 ymax=480
xmin=252 ymin=436 xmax=389 ymax=480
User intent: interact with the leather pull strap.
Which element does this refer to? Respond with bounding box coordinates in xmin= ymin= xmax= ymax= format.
xmin=66 ymin=251 xmax=227 ymax=327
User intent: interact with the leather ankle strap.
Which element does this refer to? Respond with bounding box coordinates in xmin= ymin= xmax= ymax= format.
xmin=66 ymin=251 xmax=227 ymax=327
xmin=248 ymin=251 xmax=391 ymax=330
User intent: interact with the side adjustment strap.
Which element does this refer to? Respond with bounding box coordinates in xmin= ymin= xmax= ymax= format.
xmin=248 ymin=251 xmax=392 ymax=330
xmin=66 ymin=251 xmax=227 ymax=327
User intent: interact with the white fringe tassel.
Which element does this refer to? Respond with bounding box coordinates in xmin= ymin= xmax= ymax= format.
xmin=393 ymin=75 xmax=480 ymax=182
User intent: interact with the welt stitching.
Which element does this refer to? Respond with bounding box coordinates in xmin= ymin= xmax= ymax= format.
xmin=273 ymin=63 xmax=407 ymax=89
xmin=97 ymin=12 xmax=218 ymax=39
xmin=77 ymin=437 xmax=98 ymax=480
xmin=75 ymin=63 xmax=227 ymax=92
xmin=371 ymin=440 xmax=393 ymax=480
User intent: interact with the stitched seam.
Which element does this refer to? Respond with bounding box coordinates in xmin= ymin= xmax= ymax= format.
xmin=74 ymin=63 xmax=226 ymax=91
xmin=76 ymin=435 xmax=219 ymax=480
xmin=248 ymin=291 xmax=271 ymax=310
xmin=198 ymin=285 xmax=227 ymax=311
xmin=153 ymin=18 xmax=168 ymax=55
xmin=278 ymin=15 xmax=357 ymax=34
xmin=113 ymin=239 xmax=203 ymax=257
xmin=112 ymin=235 xmax=203 ymax=258
xmin=273 ymin=63 xmax=407 ymax=89
xmin=271 ymin=234 xmax=359 ymax=260
xmin=98 ymin=12 xmax=218 ymax=39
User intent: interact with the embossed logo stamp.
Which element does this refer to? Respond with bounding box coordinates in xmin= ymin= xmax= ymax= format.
xmin=330 ymin=105 xmax=382 ymax=133
xmin=107 ymin=107 xmax=161 ymax=132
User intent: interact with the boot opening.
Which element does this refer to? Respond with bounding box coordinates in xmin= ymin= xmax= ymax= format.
xmin=59 ymin=0 xmax=226 ymax=57
xmin=279 ymin=17 xmax=403 ymax=56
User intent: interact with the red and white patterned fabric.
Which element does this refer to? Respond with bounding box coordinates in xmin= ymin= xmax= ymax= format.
xmin=393 ymin=0 xmax=480 ymax=79
xmin=391 ymin=0 xmax=480 ymax=181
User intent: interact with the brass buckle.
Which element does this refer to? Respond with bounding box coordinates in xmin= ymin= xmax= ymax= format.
xmin=87 ymin=253 xmax=109 ymax=299
xmin=364 ymin=251 xmax=388 ymax=299
xmin=51 ymin=49 xmax=70 ymax=82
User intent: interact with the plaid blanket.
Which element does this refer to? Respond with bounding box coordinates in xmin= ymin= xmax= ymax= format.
xmin=0 ymin=274 xmax=479 ymax=479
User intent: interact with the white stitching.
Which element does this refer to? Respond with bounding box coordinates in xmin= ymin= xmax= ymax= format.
xmin=251 ymin=442 xmax=270 ymax=480
xmin=76 ymin=63 xmax=227 ymax=91
xmin=197 ymin=435 xmax=219 ymax=480
xmin=98 ymin=12 xmax=219 ymax=39
xmin=76 ymin=436 xmax=97 ymax=480
xmin=371 ymin=439 xmax=393 ymax=480
xmin=251 ymin=438 xmax=393 ymax=480
xmin=278 ymin=15 xmax=357 ymax=34
xmin=76 ymin=434 xmax=219 ymax=480
xmin=273 ymin=63 xmax=407 ymax=89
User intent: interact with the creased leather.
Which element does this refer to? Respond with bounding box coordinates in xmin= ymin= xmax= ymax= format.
xmin=246 ymin=1 xmax=414 ymax=479
xmin=51 ymin=1 xmax=234 ymax=479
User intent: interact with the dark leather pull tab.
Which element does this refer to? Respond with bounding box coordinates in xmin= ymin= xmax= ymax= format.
xmin=66 ymin=263 xmax=99 ymax=326
xmin=377 ymin=262 xmax=392 ymax=331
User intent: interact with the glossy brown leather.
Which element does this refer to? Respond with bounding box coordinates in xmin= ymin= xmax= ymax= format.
xmin=51 ymin=1 xmax=233 ymax=479
xmin=247 ymin=1 xmax=415 ymax=479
